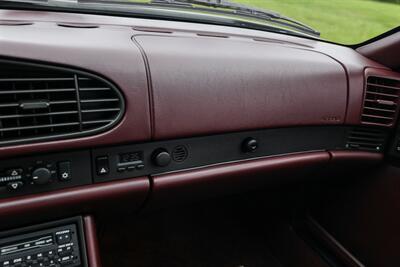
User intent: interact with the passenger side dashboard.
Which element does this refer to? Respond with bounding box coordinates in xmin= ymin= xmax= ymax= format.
xmin=0 ymin=9 xmax=399 ymax=267
xmin=0 ymin=8 xmax=399 ymax=211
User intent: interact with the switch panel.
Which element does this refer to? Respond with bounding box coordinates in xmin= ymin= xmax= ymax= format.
xmin=0 ymin=151 xmax=91 ymax=199
xmin=92 ymin=126 xmax=351 ymax=183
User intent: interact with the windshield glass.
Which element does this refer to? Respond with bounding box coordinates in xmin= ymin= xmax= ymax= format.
xmin=234 ymin=0 xmax=400 ymax=45
xmin=125 ymin=0 xmax=400 ymax=44
xmin=5 ymin=0 xmax=400 ymax=45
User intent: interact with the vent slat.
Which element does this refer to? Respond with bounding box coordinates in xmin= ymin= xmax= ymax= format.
xmin=367 ymin=83 xmax=400 ymax=91
xmin=79 ymin=87 xmax=111 ymax=91
xmin=362 ymin=114 xmax=394 ymax=120
xmin=366 ymin=91 xmax=399 ymax=98
xmin=0 ymin=111 xmax=79 ymax=119
xmin=82 ymin=120 xmax=113 ymax=125
xmin=0 ymin=77 xmax=74 ymax=82
xmin=0 ymin=122 xmax=80 ymax=132
xmin=364 ymin=99 xmax=397 ymax=106
xmin=348 ymin=136 xmax=385 ymax=142
xmin=0 ymin=103 xmax=19 ymax=108
xmin=361 ymin=76 xmax=400 ymax=126
xmin=363 ymin=107 xmax=396 ymax=113
xmin=50 ymin=100 xmax=78 ymax=105
xmin=80 ymin=98 xmax=120 ymax=103
xmin=81 ymin=108 xmax=121 ymax=113
xmin=0 ymin=60 xmax=123 ymax=145
xmin=0 ymin=88 xmax=76 ymax=94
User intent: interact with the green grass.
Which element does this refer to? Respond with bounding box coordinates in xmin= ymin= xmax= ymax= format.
xmin=232 ymin=0 xmax=400 ymax=44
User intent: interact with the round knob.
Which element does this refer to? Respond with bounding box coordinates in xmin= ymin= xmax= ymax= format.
xmin=152 ymin=149 xmax=171 ymax=167
xmin=242 ymin=137 xmax=258 ymax=153
xmin=32 ymin=168 xmax=51 ymax=185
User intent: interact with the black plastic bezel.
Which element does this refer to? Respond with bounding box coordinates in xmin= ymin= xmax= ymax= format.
xmin=0 ymin=58 xmax=125 ymax=147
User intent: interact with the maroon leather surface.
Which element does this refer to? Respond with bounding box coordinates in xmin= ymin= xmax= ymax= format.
xmin=0 ymin=21 xmax=151 ymax=158
xmin=317 ymin=150 xmax=385 ymax=182
xmin=329 ymin=150 xmax=384 ymax=165
xmin=357 ymin=31 xmax=400 ymax=70
xmin=150 ymin=152 xmax=331 ymax=207
xmin=315 ymin=164 xmax=400 ymax=267
xmin=84 ymin=216 xmax=102 ymax=267
xmin=0 ymin=177 xmax=149 ymax=228
xmin=136 ymin=35 xmax=348 ymax=139
xmin=0 ymin=9 xmax=390 ymax=152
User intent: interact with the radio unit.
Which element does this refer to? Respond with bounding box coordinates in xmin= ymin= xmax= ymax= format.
xmin=0 ymin=217 xmax=87 ymax=267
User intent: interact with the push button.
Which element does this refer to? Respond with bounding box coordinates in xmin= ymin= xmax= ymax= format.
xmin=56 ymin=232 xmax=71 ymax=245
xmin=96 ymin=156 xmax=109 ymax=175
xmin=6 ymin=168 xmax=23 ymax=177
xmin=58 ymin=161 xmax=71 ymax=181
xmin=7 ymin=181 xmax=23 ymax=191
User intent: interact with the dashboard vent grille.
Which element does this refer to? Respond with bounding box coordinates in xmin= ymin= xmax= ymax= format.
xmin=361 ymin=76 xmax=400 ymax=126
xmin=346 ymin=127 xmax=388 ymax=152
xmin=0 ymin=60 xmax=124 ymax=145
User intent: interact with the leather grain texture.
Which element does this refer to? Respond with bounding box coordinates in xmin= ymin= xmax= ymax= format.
xmin=0 ymin=177 xmax=150 ymax=228
xmin=357 ymin=31 xmax=400 ymax=70
xmin=136 ymin=35 xmax=348 ymax=139
xmin=150 ymin=152 xmax=331 ymax=207
xmin=84 ymin=216 xmax=102 ymax=267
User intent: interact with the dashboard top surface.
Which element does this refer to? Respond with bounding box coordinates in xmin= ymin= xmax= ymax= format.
xmin=0 ymin=9 xmax=395 ymax=157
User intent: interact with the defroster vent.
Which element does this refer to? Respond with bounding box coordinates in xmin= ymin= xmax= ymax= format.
xmin=0 ymin=59 xmax=124 ymax=145
xmin=361 ymin=76 xmax=400 ymax=126
xmin=346 ymin=127 xmax=388 ymax=152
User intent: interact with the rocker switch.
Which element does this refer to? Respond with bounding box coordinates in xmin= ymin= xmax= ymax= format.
xmin=96 ymin=156 xmax=110 ymax=175
xmin=58 ymin=161 xmax=71 ymax=181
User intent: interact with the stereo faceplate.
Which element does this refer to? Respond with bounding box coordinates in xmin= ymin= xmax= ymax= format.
xmin=0 ymin=217 xmax=87 ymax=267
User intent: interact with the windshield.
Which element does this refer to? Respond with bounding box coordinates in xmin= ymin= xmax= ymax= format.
xmin=235 ymin=0 xmax=400 ymax=45
xmin=3 ymin=0 xmax=400 ymax=45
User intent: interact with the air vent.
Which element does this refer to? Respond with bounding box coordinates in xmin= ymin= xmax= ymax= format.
xmin=346 ymin=127 xmax=388 ymax=152
xmin=0 ymin=59 xmax=124 ymax=145
xmin=172 ymin=145 xmax=188 ymax=162
xmin=361 ymin=76 xmax=400 ymax=126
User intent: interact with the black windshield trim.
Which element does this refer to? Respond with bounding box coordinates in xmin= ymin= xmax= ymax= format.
xmin=350 ymin=26 xmax=400 ymax=49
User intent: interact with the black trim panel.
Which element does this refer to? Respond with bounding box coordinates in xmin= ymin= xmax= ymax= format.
xmin=92 ymin=126 xmax=352 ymax=183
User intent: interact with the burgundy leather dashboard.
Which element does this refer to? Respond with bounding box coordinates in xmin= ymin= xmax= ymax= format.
xmin=0 ymin=9 xmax=389 ymax=157
xmin=135 ymin=34 xmax=347 ymax=139
xmin=0 ymin=9 xmax=395 ymax=225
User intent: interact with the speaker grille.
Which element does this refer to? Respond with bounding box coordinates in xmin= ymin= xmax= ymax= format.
xmin=172 ymin=145 xmax=188 ymax=162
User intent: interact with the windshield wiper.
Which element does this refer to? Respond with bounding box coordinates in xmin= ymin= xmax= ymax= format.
xmin=149 ymin=0 xmax=320 ymax=37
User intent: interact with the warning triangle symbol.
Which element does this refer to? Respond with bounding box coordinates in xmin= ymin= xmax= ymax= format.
xmin=11 ymin=183 xmax=18 ymax=189
xmin=100 ymin=168 xmax=107 ymax=174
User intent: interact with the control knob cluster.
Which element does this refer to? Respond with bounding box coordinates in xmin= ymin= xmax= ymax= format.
xmin=31 ymin=167 xmax=52 ymax=185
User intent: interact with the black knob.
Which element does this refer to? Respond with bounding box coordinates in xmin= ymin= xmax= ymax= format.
xmin=152 ymin=149 xmax=171 ymax=167
xmin=242 ymin=137 xmax=258 ymax=153
xmin=32 ymin=167 xmax=52 ymax=185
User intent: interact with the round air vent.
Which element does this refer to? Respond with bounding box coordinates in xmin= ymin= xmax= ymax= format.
xmin=0 ymin=59 xmax=124 ymax=146
xmin=172 ymin=145 xmax=188 ymax=162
